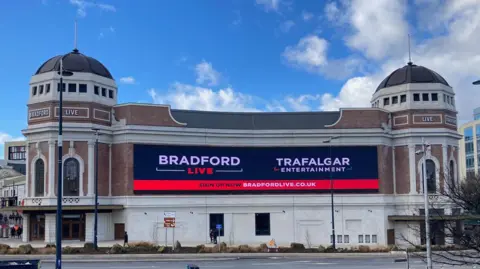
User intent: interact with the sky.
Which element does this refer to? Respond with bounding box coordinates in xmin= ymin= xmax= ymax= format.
xmin=0 ymin=0 xmax=480 ymax=157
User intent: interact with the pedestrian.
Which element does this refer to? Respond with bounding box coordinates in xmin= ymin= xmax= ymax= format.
xmin=123 ymin=231 xmax=129 ymax=247
xmin=209 ymin=229 xmax=214 ymax=243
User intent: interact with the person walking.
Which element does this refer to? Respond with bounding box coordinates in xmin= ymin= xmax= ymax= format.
xmin=123 ymin=231 xmax=129 ymax=247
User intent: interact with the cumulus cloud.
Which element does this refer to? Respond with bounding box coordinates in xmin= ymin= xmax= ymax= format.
xmin=279 ymin=20 xmax=295 ymax=33
xmin=195 ymin=61 xmax=221 ymax=86
xmin=146 ymin=0 xmax=480 ymax=122
xmin=120 ymin=76 xmax=136 ymax=84
xmin=302 ymin=11 xmax=314 ymax=21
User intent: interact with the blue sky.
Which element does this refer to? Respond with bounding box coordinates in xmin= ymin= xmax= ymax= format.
xmin=1 ymin=0 xmax=480 ymax=157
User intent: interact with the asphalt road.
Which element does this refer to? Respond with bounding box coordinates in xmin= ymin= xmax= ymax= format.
xmin=39 ymin=257 xmax=477 ymax=269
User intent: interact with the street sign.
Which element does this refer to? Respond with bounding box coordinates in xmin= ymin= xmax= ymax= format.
xmin=216 ymin=224 xmax=222 ymax=230
xmin=164 ymin=211 xmax=176 ymax=228
xmin=164 ymin=211 xmax=176 ymax=218
xmin=164 ymin=217 xmax=176 ymax=228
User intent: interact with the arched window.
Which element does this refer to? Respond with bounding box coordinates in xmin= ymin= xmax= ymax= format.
xmin=449 ymin=160 xmax=455 ymax=189
xmin=422 ymin=159 xmax=437 ymax=193
xmin=34 ymin=159 xmax=45 ymax=197
xmin=63 ymin=158 xmax=80 ymax=196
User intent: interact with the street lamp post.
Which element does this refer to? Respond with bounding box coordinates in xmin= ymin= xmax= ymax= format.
xmin=56 ymin=56 xmax=74 ymax=269
xmin=417 ymin=138 xmax=432 ymax=269
xmin=323 ymin=136 xmax=340 ymax=250
xmin=92 ymin=128 xmax=100 ymax=250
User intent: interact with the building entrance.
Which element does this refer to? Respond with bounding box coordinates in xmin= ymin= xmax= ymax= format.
xmin=62 ymin=214 xmax=85 ymax=241
xmin=29 ymin=214 xmax=45 ymax=241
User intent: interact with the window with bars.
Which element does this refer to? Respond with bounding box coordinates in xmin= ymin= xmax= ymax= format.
xmin=34 ymin=159 xmax=45 ymax=197
xmin=63 ymin=158 xmax=80 ymax=196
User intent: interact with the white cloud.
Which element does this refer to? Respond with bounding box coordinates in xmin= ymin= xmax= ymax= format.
xmin=279 ymin=20 xmax=295 ymax=33
xmin=69 ymin=0 xmax=116 ymax=18
xmin=195 ymin=61 xmax=221 ymax=86
xmin=283 ymin=35 xmax=328 ymax=68
xmin=346 ymin=0 xmax=409 ymax=61
xmin=148 ymin=83 xmax=260 ymax=112
xmin=302 ymin=11 xmax=314 ymax=21
xmin=120 ymin=76 xmax=136 ymax=84
xmin=255 ymin=0 xmax=281 ymax=12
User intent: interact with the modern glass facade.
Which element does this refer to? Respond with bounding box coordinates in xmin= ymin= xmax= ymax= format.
xmin=459 ymin=108 xmax=480 ymax=179
xmin=464 ymin=127 xmax=474 ymax=172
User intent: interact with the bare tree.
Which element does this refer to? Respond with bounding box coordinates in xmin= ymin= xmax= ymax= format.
xmin=401 ymin=168 xmax=480 ymax=266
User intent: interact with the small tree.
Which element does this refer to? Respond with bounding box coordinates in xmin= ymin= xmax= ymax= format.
xmin=402 ymin=169 xmax=480 ymax=266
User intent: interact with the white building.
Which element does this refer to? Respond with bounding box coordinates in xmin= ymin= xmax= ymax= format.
xmin=15 ymin=50 xmax=461 ymax=247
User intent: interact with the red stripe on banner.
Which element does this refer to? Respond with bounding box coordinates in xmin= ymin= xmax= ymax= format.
xmin=133 ymin=179 xmax=379 ymax=191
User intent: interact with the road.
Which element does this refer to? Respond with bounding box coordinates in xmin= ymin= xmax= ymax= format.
xmin=39 ymin=257 xmax=477 ymax=269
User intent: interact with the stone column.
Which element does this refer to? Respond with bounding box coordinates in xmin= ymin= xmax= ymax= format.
xmin=48 ymin=140 xmax=56 ymax=197
xmin=408 ymin=144 xmax=417 ymax=194
xmin=392 ymin=146 xmax=396 ymax=194
xmin=44 ymin=213 xmax=56 ymax=244
xmin=25 ymin=144 xmax=29 ymax=197
xmin=22 ymin=214 xmax=30 ymax=243
xmin=88 ymin=140 xmax=95 ymax=197
xmin=108 ymin=144 xmax=112 ymax=196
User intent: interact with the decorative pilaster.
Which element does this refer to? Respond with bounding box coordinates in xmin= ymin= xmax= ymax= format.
xmin=88 ymin=140 xmax=95 ymax=197
xmin=25 ymin=144 xmax=29 ymax=197
xmin=408 ymin=144 xmax=417 ymax=194
xmin=48 ymin=140 xmax=56 ymax=197
xmin=22 ymin=214 xmax=29 ymax=242
xmin=392 ymin=146 xmax=396 ymax=195
xmin=108 ymin=144 xmax=112 ymax=196
xmin=442 ymin=144 xmax=448 ymax=193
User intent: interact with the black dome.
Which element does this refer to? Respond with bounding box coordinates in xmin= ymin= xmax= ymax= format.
xmin=35 ymin=49 xmax=113 ymax=80
xmin=376 ymin=62 xmax=449 ymax=92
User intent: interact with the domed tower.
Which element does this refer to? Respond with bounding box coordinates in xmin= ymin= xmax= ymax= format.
xmin=22 ymin=48 xmax=116 ymax=243
xmin=372 ymin=61 xmax=461 ymax=213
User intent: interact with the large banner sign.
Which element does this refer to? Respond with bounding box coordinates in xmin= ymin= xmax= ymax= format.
xmin=133 ymin=144 xmax=379 ymax=194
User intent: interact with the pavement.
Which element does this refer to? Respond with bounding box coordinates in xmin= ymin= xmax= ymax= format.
xmin=33 ymin=257 xmax=477 ymax=269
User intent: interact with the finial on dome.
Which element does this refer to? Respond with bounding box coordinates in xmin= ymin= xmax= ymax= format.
xmin=407 ymin=33 xmax=413 ymax=65
xmin=74 ymin=20 xmax=78 ymax=52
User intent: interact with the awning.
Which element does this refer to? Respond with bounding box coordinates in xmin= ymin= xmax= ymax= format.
xmin=388 ymin=214 xmax=480 ymax=221
xmin=0 ymin=205 xmax=124 ymax=213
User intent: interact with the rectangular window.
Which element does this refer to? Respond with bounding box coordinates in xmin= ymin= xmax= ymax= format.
xmin=344 ymin=235 xmax=349 ymax=243
xmin=365 ymin=235 xmax=371 ymax=243
xmin=443 ymin=94 xmax=446 ymax=102
xmin=372 ymin=235 xmax=377 ymax=243
xmin=337 ymin=235 xmax=343 ymax=243
xmin=209 ymin=213 xmax=224 ymax=237
xmin=46 ymin=83 xmax=50 ymax=93
xmin=413 ymin=93 xmax=420 ymax=101
xmin=383 ymin=97 xmax=390 ymax=106
xmin=101 ymin=87 xmax=107 ymax=97
xmin=255 ymin=213 xmax=271 ymax=236
xmin=330 ymin=235 xmax=334 ymax=243
xmin=431 ymin=93 xmax=438 ymax=101
xmin=79 ymin=84 xmax=87 ymax=93
xmin=68 ymin=83 xmax=76 ymax=92
xmin=392 ymin=96 xmax=398 ymax=104
xmin=422 ymin=93 xmax=429 ymax=101
xmin=57 ymin=83 xmax=66 ymax=92
xmin=358 ymin=235 xmax=364 ymax=243
xmin=94 ymin=86 xmax=99 ymax=95
xmin=109 ymin=89 xmax=114 ymax=98
xmin=32 ymin=86 xmax=37 ymax=96
xmin=452 ymin=97 xmax=455 ymax=106
xmin=400 ymin=94 xmax=407 ymax=103
xmin=447 ymin=96 xmax=451 ymax=104
xmin=39 ymin=85 xmax=44 ymax=94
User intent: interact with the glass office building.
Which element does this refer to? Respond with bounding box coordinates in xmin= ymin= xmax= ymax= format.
xmin=459 ymin=107 xmax=480 ymax=179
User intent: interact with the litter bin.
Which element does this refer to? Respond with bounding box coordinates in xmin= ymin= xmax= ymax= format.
xmin=186 ymin=264 xmax=199 ymax=269
xmin=0 ymin=260 xmax=41 ymax=268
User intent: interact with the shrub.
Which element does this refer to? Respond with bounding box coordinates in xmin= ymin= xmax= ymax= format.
xmin=45 ymin=244 xmax=56 ymax=248
xmin=18 ymin=244 xmax=34 ymax=254
xmin=174 ymin=240 xmax=182 ymax=252
xmin=318 ymin=245 xmax=326 ymax=252
xmin=84 ymin=242 xmax=95 ymax=250
xmin=324 ymin=245 xmax=336 ymax=253
xmin=38 ymin=247 xmax=56 ymax=255
xmin=7 ymin=248 xmax=19 ymax=255
xmin=358 ymin=245 xmax=370 ymax=252
xmin=216 ymin=242 xmax=227 ymax=252
xmin=226 ymin=247 xmax=239 ymax=253
xmin=195 ymin=244 xmax=205 ymax=253
xmin=0 ymin=244 xmax=10 ymax=254
xmin=157 ymin=246 xmax=166 ymax=253
xmin=290 ymin=243 xmax=305 ymax=249
xmin=258 ymin=243 xmax=267 ymax=252
xmin=62 ymin=246 xmax=80 ymax=254
xmin=109 ymin=244 xmax=125 ymax=254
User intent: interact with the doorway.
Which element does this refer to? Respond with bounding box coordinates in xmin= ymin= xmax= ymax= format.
xmin=29 ymin=214 xmax=45 ymax=241
xmin=62 ymin=214 xmax=85 ymax=241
